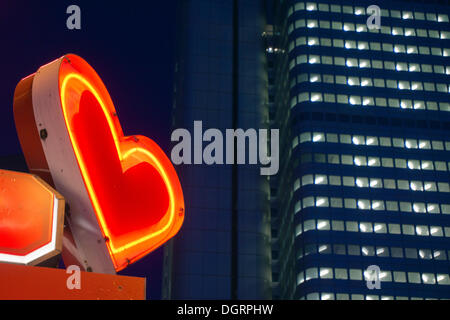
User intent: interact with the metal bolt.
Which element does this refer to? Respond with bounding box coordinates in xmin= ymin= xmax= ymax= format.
xmin=40 ymin=129 xmax=48 ymax=140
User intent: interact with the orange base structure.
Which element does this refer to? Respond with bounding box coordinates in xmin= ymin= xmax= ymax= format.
xmin=0 ymin=263 xmax=145 ymax=300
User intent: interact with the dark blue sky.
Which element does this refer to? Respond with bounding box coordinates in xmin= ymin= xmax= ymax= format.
xmin=0 ymin=1 xmax=177 ymax=299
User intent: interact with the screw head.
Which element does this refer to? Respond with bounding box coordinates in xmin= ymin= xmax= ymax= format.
xmin=40 ymin=129 xmax=48 ymax=140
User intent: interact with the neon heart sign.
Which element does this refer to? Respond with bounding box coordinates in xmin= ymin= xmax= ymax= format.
xmin=14 ymin=54 xmax=184 ymax=273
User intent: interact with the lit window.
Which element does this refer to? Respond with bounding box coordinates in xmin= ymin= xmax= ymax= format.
xmin=426 ymin=13 xmax=437 ymax=21
xmin=349 ymin=96 xmax=361 ymax=105
xmin=413 ymin=203 xmax=426 ymax=213
xmin=374 ymin=223 xmax=386 ymax=233
xmin=438 ymin=14 xmax=449 ymax=22
xmin=417 ymin=29 xmax=428 ymax=37
xmin=307 ymin=37 xmax=318 ymax=46
xmin=396 ymin=62 xmax=407 ymax=71
xmin=410 ymin=181 xmax=423 ymax=191
xmin=343 ymin=23 xmax=355 ymax=32
xmin=421 ymin=161 xmax=433 ymax=170
xmin=394 ymin=45 xmax=406 ymax=53
xmin=368 ymin=157 xmax=380 ymax=167
xmin=318 ymin=4 xmax=329 ymax=12
xmin=346 ymin=58 xmax=357 ymax=67
xmin=356 ymin=24 xmax=366 ymax=33
xmin=381 ymin=26 xmax=391 ymax=35
xmin=390 ymin=10 xmax=401 ymax=18
xmin=362 ymin=97 xmax=374 ymax=106
xmin=424 ymin=182 xmax=437 ymax=191
xmin=372 ymin=200 xmax=384 ymax=210
xmin=309 ymin=55 xmax=319 ymax=64
xmin=320 ymin=37 xmax=331 ymax=46
xmin=361 ymin=78 xmax=372 ymax=87
xmin=415 ymin=12 xmax=425 ymax=20
xmin=314 ymin=174 xmax=327 ymax=185
xmin=372 ymin=60 xmax=383 ymax=69
xmin=306 ymin=3 xmax=317 ymax=11
xmin=413 ymin=101 xmax=425 ymax=110
xmin=402 ymin=11 xmax=413 ymax=19
xmin=422 ymin=64 xmax=433 ymax=73
xmin=400 ymin=100 xmax=412 ymax=109
xmin=405 ymin=139 xmax=418 ymax=149
xmin=407 ymin=160 xmax=420 ymax=170
xmin=358 ymin=41 xmax=369 ymax=50
xmin=419 ymin=46 xmax=430 ymax=55
xmin=407 ymin=46 xmax=418 ymax=54
xmin=392 ymin=27 xmax=403 ymax=36
xmin=422 ymin=273 xmax=436 ymax=284
xmin=358 ymin=200 xmax=370 ymax=210
xmin=345 ymin=40 xmax=356 ymax=49
xmin=359 ymin=222 xmax=372 ymax=233
xmin=398 ymin=81 xmax=410 ymax=90
xmin=332 ymin=21 xmax=342 ymax=30
xmin=336 ymin=75 xmax=347 ymax=84
xmin=430 ymin=227 xmax=443 ymax=237
xmin=354 ymin=7 xmax=364 ymax=15
xmin=316 ymin=197 xmax=329 ymax=207
xmin=317 ymin=220 xmax=330 ymax=230
xmin=320 ymin=268 xmax=333 ymax=279
xmin=337 ymin=94 xmax=348 ymax=104
xmin=356 ymin=177 xmax=368 ymax=188
xmin=411 ymin=82 xmax=422 ymax=90
xmin=347 ymin=77 xmax=359 ymax=86
xmin=330 ymin=5 xmax=341 ymax=13
xmin=416 ymin=225 xmax=429 ymax=236
xmin=427 ymin=204 xmax=440 ymax=214
xmin=382 ymin=43 xmax=393 ymax=52
xmin=359 ymin=59 xmax=370 ymax=68
xmin=312 ymin=132 xmax=324 ymax=142
xmin=437 ymin=274 xmax=450 ymax=285
xmin=394 ymin=272 xmax=407 ymax=283
xmin=404 ymin=28 xmax=415 ymax=36
xmin=370 ymin=42 xmax=381 ymax=51
xmin=305 ymin=267 xmax=318 ymax=281
xmin=307 ymin=19 xmax=318 ymax=28
xmin=370 ymin=178 xmax=382 ymax=188
xmin=310 ymin=92 xmax=322 ymax=102
xmin=374 ymin=79 xmax=385 ymax=88
xmin=409 ymin=63 xmax=420 ymax=72
xmin=310 ymin=74 xmax=320 ymax=82
xmin=387 ymin=80 xmax=397 ymax=89
xmin=352 ymin=135 xmax=364 ymax=145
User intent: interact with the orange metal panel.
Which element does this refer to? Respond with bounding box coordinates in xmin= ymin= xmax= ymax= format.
xmin=0 ymin=263 xmax=145 ymax=300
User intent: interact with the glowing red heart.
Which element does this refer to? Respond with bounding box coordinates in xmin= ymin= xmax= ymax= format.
xmin=57 ymin=55 xmax=184 ymax=270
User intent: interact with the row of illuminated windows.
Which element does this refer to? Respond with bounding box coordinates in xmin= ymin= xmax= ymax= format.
xmin=291 ymin=35 xmax=450 ymax=58
xmin=292 ymin=91 xmax=450 ymax=113
xmin=297 ymin=152 xmax=450 ymax=172
xmin=288 ymin=2 xmax=449 ymax=23
xmin=295 ymin=196 xmax=450 ymax=215
xmin=298 ymin=243 xmax=449 ymax=262
xmin=288 ymin=19 xmax=450 ymax=41
xmin=292 ymin=72 xmax=450 ymax=94
xmin=300 ymin=292 xmax=441 ymax=300
xmin=296 ymin=219 xmax=450 ymax=238
xmin=293 ymin=132 xmax=450 ymax=152
xmin=294 ymin=174 xmax=450 ymax=194
xmin=290 ymin=54 xmax=450 ymax=76
xmin=297 ymin=267 xmax=450 ymax=286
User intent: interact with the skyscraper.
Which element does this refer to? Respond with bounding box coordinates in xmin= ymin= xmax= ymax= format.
xmin=163 ymin=0 xmax=272 ymax=299
xmin=270 ymin=0 xmax=450 ymax=300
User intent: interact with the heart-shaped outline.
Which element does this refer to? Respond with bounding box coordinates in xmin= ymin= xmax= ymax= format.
xmin=57 ymin=55 xmax=184 ymax=270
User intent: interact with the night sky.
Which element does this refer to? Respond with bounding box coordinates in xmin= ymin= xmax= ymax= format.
xmin=0 ymin=1 xmax=177 ymax=299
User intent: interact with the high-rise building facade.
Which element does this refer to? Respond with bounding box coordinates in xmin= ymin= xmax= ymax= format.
xmin=270 ymin=0 xmax=450 ymax=300
xmin=163 ymin=0 xmax=272 ymax=299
